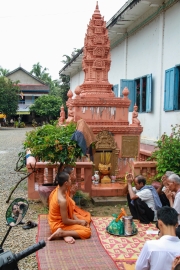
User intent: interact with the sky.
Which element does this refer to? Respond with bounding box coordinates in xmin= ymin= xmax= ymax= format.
xmin=0 ymin=0 xmax=127 ymax=80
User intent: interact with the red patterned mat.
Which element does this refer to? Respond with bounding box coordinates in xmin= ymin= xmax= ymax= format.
xmin=37 ymin=215 xmax=119 ymax=270
xmin=92 ymin=217 xmax=159 ymax=270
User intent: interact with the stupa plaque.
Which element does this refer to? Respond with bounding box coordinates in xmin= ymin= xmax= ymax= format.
xmin=121 ymin=136 xmax=139 ymax=158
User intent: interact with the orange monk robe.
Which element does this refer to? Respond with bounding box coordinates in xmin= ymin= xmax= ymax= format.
xmin=48 ymin=187 xmax=91 ymax=239
xmin=49 ymin=186 xmax=91 ymax=224
xmin=67 ymin=188 xmax=91 ymax=224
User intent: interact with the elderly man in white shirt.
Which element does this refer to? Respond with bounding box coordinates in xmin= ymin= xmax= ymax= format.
xmin=156 ymin=171 xmax=175 ymax=206
xmin=136 ymin=206 xmax=180 ymax=270
xmin=125 ymin=174 xmax=162 ymax=224
xmin=165 ymin=173 xmax=180 ymax=238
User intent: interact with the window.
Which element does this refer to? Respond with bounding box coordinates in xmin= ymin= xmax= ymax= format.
xmin=164 ymin=66 xmax=180 ymax=111
xmin=19 ymin=96 xmax=25 ymax=104
xmin=113 ymin=84 xmax=119 ymax=97
xmin=120 ymin=74 xmax=152 ymax=112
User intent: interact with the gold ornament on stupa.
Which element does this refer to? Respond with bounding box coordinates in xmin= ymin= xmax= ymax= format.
xmin=98 ymin=152 xmax=112 ymax=183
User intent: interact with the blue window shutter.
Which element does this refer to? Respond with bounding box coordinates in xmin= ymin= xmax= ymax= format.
xmin=120 ymin=79 xmax=135 ymax=112
xmin=146 ymin=74 xmax=152 ymax=112
xmin=113 ymin=84 xmax=119 ymax=97
xmin=164 ymin=68 xmax=176 ymax=111
xmin=174 ymin=67 xmax=179 ymax=110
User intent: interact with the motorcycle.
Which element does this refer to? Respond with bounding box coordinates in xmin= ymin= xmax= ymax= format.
xmin=0 ymin=198 xmax=46 ymax=270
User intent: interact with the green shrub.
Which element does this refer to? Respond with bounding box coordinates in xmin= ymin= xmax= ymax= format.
xmin=150 ymin=124 xmax=180 ymax=179
xmin=32 ymin=119 xmax=38 ymax=127
xmin=14 ymin=121 xmax=19 ymax=128
xmin=14 ymin=121 xmax=25 ymax=128
xmin=23 ymin=122 xmax=83 ymax=165
xmin=19 ymin=122 xmax=25 ymax=128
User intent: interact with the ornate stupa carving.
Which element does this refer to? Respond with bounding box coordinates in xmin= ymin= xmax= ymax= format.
xmin=80 ymin=2 xmax=113 ymax=98
xmin=58 ymin=105 xmax=65 ymax=126
xmin=66 ymin=2 xmax=143 ymax=177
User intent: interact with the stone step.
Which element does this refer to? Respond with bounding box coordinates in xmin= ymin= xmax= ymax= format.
xmin=91 ymin=196 xmax=127 ymax=206
xmin=81 ymin=182 xmax=126 ymax=197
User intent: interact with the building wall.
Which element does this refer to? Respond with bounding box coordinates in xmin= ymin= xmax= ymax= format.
xmin=70 ymin=70 xmax=84 ymax=96
xmin=7 ymin=70 xmax=42 ymax=84
xmin=109 ymin=14 xmax=163 ymax=144
xmin=161 ymin=3 xmax=180 ymax=136
xmin=108 ymin=2 xmax=180 ymax=144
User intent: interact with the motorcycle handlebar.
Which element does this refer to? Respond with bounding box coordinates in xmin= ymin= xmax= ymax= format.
xmin=15 ymin=240 xmax=46 ymax=262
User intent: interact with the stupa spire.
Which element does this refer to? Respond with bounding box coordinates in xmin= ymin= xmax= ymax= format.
xmin=94 ymin=1 xmax=100 ymax=14
xmin=79 ymin=2 xmax=113 ymax=97
xmin=96 ymin=1 xmax=99 ymax=9
xmin=93 ymin=1 xmax=101 ymax=19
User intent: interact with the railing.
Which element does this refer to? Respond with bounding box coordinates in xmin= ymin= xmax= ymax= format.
xmin=132 ymin=161 xmax=157 ymax=183
xmin=139 ymin=149 xmax=152 ymax=161
xmin=139 ymin=143 xmax=156 ymax=161
xmin=26 ymin=161 xmax=93 ymax=200
xmin=26 ymin=149 xmax=157 ymax=200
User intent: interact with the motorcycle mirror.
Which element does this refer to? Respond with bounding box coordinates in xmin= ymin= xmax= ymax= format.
xmin=6 ymin=198 xmax=29 ymax=227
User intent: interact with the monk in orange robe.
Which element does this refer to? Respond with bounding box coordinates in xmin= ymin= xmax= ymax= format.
xmin=48 ymin=171 xmax=91 ymax=244
xmin=51 ymin=166 xmax=91 ymax=224
xmin=64 ymin=167 xmax=91 ymax=224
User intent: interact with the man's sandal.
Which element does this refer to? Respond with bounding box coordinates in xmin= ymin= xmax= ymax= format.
xmin=22 ymin=221 xmax=37 ymax=230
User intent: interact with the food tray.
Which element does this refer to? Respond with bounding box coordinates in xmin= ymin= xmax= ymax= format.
xmin=106 ymin=227 xmax=138 ymax=237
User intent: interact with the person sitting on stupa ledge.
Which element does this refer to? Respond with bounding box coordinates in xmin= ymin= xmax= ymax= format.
xmin=131 ymin=104 xmax=141 ymax=126
xmin=58 ymin=105 xmax=65 ymax=126
xmin=66 ymin=105 xmax=74 ymax=124
xmin=123 ymin=174 xmax=162 ymax=224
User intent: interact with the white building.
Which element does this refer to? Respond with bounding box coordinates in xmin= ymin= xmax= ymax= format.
xmin=59 ymin=0 xmax=180 ymax=149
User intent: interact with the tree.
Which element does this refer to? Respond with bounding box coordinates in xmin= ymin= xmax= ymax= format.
xmin=29 ymin=95 xmax=62 ymax=122
xmin=0 ymin=67 xmax=10 ymax=77
xmin=150 ymin=124 xmax=180 ymax=179
xmin=0 ymin=77 xmax=20 ymax=118
xmin=30 ymin=62 xmax=62 ymax=97
xmin=30 ymin=62 xmax=54 ymax=88
xmin=61 ymin=55 xmax=72 ymax=65
xmin=30 ymin=62 xmax=48 ymax=79
xmin=61 ymin=48 xmax=81 ymax=64
xmin=48 ymin=79 xmax=61 ymax=96
xmin=59 ymin=74 xmax=70 ymax=106
xmin=30 ymin=48 xmax=81 ymax=109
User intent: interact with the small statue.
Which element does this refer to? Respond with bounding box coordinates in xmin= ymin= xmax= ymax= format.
xmin=58 ymin=105 xmax=65 ymax=125
xmin=66 ymin=105 xmax=74 ymax=123
xmin=132 ymin=104 xmax=141 ymax=126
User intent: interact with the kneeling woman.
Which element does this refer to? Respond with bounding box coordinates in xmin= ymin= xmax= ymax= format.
xmin=48 ymin=171 xmax=91 ymax=244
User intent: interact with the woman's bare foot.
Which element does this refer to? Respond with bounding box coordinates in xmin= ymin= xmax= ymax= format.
xmin=48 ymin=228 xmax=63 ymax=241
xmin=64 ymin=236 xmax=75 ymax=244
